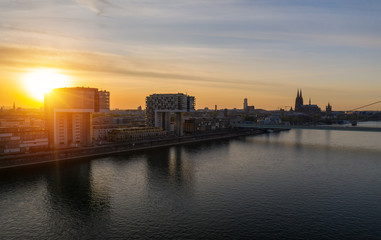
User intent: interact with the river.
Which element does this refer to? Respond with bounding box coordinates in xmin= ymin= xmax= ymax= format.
xmin=1 ymin=122 xmax=381 ymax=239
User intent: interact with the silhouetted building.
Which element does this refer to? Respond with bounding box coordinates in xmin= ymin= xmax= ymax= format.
xmin=243 ymin=98 xmax=248 ymax=110
xmin=244 ymin=98 xmax=255 ymax=111
xmin=294 ymin=89 xmax=321 ymax=115
xmin=295 ymin=89 xmax=304 ymax=112
xmin=326 ymin=103 xmax=332 ymax=115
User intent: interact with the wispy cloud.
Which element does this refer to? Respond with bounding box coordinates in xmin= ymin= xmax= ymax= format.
xmin=0 ymin=24 xmax=84 ymax=41
xmin=73 ymin=0 xmax=116 ymax=15
xmin=0 ymin=0 xmax=381 ymax=108
xmin=0 ymin=44 xmax=278 ymax=90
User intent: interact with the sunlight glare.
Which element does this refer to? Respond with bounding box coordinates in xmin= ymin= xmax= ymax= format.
xmin=22 ymin=68 xmax=71 ymax=101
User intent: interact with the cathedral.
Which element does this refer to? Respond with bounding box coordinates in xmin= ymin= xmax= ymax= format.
xmin=294 ymin=89 xmax=321 ymax=114
xmin=295 ymin=89 xmax=304 ymax=112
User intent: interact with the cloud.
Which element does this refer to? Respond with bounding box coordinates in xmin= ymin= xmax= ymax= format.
xmin=0 ymin=24 xmax=84 ymax=41
xmin=0 ymin=44 xmax=277 ymax=90
xmin=73 ymin=0 xmax=115 ymax=15
xmin=200 ymin=31 xmax=381 ymax=49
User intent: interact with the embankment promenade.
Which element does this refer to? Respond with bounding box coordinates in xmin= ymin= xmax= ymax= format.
xmin=0 ymin=129 xmax=269 ymax=170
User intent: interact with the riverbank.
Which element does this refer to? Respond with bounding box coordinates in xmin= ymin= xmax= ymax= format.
xmin=0 ymin=129 xmax=268 ymax=170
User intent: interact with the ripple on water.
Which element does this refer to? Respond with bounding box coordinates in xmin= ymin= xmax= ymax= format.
xmin=1 ymin=128 xmax=381 ymax=239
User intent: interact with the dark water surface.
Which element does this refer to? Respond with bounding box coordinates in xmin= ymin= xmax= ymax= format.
xmin=1 ymin=123 xmax=381 ymax=239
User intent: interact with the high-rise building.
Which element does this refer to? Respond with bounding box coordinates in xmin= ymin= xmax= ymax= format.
xmin=243 ymin=98 xmax=248 ymax=110
xmin=97 ymin=90 xmax=110 ymax=112
xmin=146 ymin=93 xmax=195 ymax=136
xmin=45 ymin=87 xmax=110 ymax=148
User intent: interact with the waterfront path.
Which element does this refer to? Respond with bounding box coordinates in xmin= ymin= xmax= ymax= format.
xmin=0 ymin=130 xmax=264 ymax=170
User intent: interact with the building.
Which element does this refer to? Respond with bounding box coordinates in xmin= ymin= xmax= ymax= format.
xmin=97 ymin=90 xmax=110 ymax=111
xmin=294 ymin=89 xmax=321 ymax=115
xmin=183 ymin=118 xmax=230 ymax=133
xmin=326 ymin=103 xmax=332 ymax=115
xmin=295 ymin=89 xmax=304 ymax=112
xmin=146 ymin=93 xmax=195 ymax=136
xmin=243 ymin=98 xmax=248 ymax=110
xmin=107 ymin=127 xmax=166 ymax=142
xmin=257 ymin=115 xmax=282 ymax=125
xmin=0 ymin=127 xmax=48 ymax=154
xmin=45 ymin=87 xmax=110 ymax=148
xmin=243 ymin=98 xmax=255 ymax=111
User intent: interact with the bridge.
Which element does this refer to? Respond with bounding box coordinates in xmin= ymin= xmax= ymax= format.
xmin=232 ymin=123 xmax=381 ymax=132
xmin=233 ymin=99 xmax=381 ymax=133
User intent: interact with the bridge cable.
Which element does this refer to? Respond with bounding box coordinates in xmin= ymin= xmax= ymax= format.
xmin=349 ymin=100 xmax=381 ymax=112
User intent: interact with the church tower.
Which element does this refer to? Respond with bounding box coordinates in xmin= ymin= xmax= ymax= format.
xmin=295 ymin=89 xmax=304 ymax=112
xmin=326 ymin=102 xmax=332 ymax=115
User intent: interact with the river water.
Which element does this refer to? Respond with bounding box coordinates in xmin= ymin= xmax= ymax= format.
xmin=1 ymin=122 xmax=381 ymax=239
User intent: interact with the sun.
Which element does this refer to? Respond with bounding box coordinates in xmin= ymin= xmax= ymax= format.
xmin=22 ymin=68 xmax=71 ymax=101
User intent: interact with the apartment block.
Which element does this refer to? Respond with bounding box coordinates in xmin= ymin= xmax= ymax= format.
xmin=45 ymin=87 xmax=110 ymax=148
xmin=146 ymin=93 xmax=195 ymax=136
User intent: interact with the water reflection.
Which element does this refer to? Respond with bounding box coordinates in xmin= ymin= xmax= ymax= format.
xmin=0 ymin=161 xmax=112 ymax=239
xmin=1 ymin=127 xmax=381 ymax=239
xmin=44 ymin=162 xmax=110 ymax=213
xmin=44 ymin=162 xmax=112 ymax=238
xmin=294 ymin=129 xmax=303 ymax=149
xmin=145 ymin=146 xmax=194 ymax=190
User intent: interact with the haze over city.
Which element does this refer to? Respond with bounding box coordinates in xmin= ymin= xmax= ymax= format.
xmin=1 ymin=0 xmax=381 ymax=110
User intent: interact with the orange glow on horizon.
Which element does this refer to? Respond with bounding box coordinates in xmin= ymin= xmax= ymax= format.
xmin=21 ymin=68 xmax=71 ymax=102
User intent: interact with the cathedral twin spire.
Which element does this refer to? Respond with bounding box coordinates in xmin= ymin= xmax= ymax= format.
xmin=295 ymin=89 xmax=304 ymax=112
xmin=295 ymin=89 xmax=325 ymax=113
xmin=297 ymin=89 xmax=303 ymax=98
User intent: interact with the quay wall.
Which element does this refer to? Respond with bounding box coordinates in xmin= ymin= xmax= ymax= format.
xmin=0 ymin=129 xmax=269 ymax=170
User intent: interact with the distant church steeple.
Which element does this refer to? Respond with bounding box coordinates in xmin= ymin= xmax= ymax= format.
xmin=295 ymin=89 xmax=304 ymax=112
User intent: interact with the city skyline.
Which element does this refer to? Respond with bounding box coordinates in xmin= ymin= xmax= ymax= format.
xmin=1 ymin=1 xmax=381 ymax=110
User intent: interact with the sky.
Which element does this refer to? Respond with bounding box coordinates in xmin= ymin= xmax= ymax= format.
xmin=0 ymin=0 xmax=381 ymax=110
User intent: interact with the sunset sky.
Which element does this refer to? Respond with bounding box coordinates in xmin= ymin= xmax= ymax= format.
xmin=1 ymin=0 xmax=380 ymax=110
